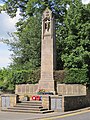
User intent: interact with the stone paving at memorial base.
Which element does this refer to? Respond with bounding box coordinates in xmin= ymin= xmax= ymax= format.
xmin=0 ymin=107 xmax=90 ymax=120
xmin=0 ymin=111 xmax=62 ymax=120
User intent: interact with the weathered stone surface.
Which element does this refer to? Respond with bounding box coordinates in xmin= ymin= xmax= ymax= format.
xmin=18 ymin=86 xmax=22 ymax=93
xmin=0 ymin=94 xmax=17 ymax=108
xmin=26 ymin=85 xmax=29 ymax=93
xmin=15 ymin=84 xmax=39 ymax=94
xmin=42 ymin=95 xmax=50 ymax=109
xmin=22 ymin=85 xmax=25 ymax=93
xmin=38 ymin=8 xmax=56 ymax=93
xmin=57 ymin=84 xmax=86 ymax=95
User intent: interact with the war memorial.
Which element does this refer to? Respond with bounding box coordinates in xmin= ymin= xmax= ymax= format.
xmin=0 ymin=8 xmax=90 ymax=113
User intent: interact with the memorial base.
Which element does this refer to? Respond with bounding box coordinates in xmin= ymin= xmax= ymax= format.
xmin=38 ymin=80 xmax=56 ymax=95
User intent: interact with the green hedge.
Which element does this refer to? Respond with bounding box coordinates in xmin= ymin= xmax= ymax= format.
xmin=0 ymin=68 xmax=89 ymax=93
xmin=0 ymin=68 xmax=40 ymax=92
xmin=54 ymin=70 xmax=65 ymax=83
xmin=64 ymin=68 xmax=89 ymax=84
xmin=13 ymin=69 xmax=40 ymax=84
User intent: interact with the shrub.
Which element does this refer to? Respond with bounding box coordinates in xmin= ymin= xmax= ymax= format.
xmin=54 ymin=70 xmax=65 ymax=83
xmin=64 ymin=68 xmax=89 ymax=84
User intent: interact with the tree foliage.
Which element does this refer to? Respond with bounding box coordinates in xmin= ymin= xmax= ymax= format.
xmin=61 ymin=2 xmax=90 ymax=70
xmin=0 ymin=68 xmax=15 ymax=92
xmin=0 ymin=68 xmax=40 ymax=92
xmin=0 ymin=0 xmax=90 ymax=87
xmin=64 ymin=68 xmax=89 ymax=84
xmin=7 ymin=14 xmax=41 ymax=70
xmin=60 ymin=2 xmax=90 ymax=83
xmin=2 ymin=0 xmax=69 ymax=70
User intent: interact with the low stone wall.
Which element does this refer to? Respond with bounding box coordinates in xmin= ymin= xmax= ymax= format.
xmin=57 ymin=84 xmax=86 ymax=95
xmin=15 ymin=84 xmax=87 ymax=96
xmin=64 ymin=95 xmax=90 ymax=111
xmin=42 ymin=95 xmax=50 ymax=109
xmin=0 ymin=94 xmax=90 ymax=112
xmin=0 ymin=94 xmax=17 ymax=108
xmin=49 ymin=95 xmax=90 ymax=112
xmin=15 ymin=84 xmax=38 ymax=95
xmin=14 ymin=84 xmax=90 ymax=112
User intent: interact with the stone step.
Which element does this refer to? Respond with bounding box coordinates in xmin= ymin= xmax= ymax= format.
xmin=1 ymin=100 xmax=54 ymax=114
xmin=17 ymin=103 xmax=42 ymax=106
xmin=8 ymin=107 xmax=48 ymax=111
xmin=2 ymin=108 xmax=54 ymax=114
xmin=18 ymin=101 xmax=42 ymax=106
xmin=14 ymin=105 xmax=43 ymax=108
xmin=22 ymin=101 xmax=42 ymax=104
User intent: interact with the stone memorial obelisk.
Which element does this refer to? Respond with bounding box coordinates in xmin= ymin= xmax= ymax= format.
xmin=38 ymin=7 xmax=56 ymax=94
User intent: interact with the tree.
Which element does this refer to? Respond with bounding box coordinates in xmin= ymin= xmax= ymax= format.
xmin=61 ymin=2 xmax=90 ymax=69
xmin=1 ymin=0 xmax=90 ymax=84
xmin=1 ymin=0 xmax=28 ymax=17
xmin=0 ymin=68 xmax=15 ymax=92
xmin=60 ymin=2 xmax=90 ymax=83
xmin=8 ymin=14 xmax=41 ymax=70
xmin=2 ymin=0 xmax=69 ymax=70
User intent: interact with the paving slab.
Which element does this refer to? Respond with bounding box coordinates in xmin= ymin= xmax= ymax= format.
xmin=0 ymin=107 xmax=90 ymax=120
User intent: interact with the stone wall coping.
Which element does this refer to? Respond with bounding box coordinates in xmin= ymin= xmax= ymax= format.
xmin=15 ymin=94 xmax=55 ymax=97
xmin=16 ymin=94 xmax=37 ymax=96
xmin=16 ymin=84 xmax=38 ymax=85
xmin=1 ymin=94 xmax=17 ymax=97
xmin=57 ymin=83 xmax=86 ymax=85
xmin=50 ymin=95 xmax=62 ymax=98
xmin=63 ymin=95 xmax=86 ymax=97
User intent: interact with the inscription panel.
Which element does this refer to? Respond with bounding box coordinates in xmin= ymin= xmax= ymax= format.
xmin=56 ymin=98 xmax=62 ymax=110
xmin=18 ymin=86 xmax=22 ymax=93
xmin=51 ymin=98 xmax=56 ymax=110
xmin=1 ymin=96 xmax=10 ymax=108
xmin=26 ymin=85 xmax=29 ymax=93
xmin=51 ymin=97 xmax=62 ymax=111
xmin=22 ymin=85 xmax=25 ymax=93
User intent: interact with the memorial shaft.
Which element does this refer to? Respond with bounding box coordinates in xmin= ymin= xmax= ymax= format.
xmin=38 ymin=8 xmax=56 ymax=93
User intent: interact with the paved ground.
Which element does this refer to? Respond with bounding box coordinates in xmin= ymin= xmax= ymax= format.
xmin=0 ymin=107 xmax=90 ymax=120
xmin=38 ymin=109 xmax=90 ymax=120
xmin=0 ymin=111 xmax=62 ymax=120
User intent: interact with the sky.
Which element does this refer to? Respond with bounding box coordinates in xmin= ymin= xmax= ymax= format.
xmin=0 ymin=0 xmax=90 ymax=69
xmin=0 ymin=3 xmax=20 ymax=68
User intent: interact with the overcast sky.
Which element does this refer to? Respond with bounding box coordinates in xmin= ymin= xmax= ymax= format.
xmin=0 ymin=0 xmax=90 ymax=68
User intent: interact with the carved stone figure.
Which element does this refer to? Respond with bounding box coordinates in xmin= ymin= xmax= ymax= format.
xmin=45 ymin=18 xmax=50 ymax=31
